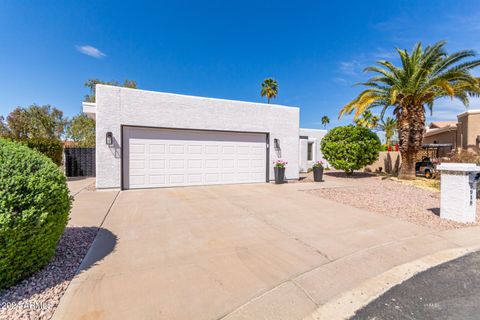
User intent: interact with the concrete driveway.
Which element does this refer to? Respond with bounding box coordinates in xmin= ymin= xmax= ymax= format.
xmin=53 ymin=183 xmax=480 ymax=320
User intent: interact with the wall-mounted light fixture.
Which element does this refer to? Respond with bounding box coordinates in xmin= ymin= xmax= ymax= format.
xmin=273 ymin=138 xmax=280 ymax=150
xmin=106 ymin=132 xmax=113 ymax=146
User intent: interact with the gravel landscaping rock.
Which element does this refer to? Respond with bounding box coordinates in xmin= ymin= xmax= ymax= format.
xmin=305 ymin=171 xmax=480 ymax=230
xmin=0 ymin=226 xmax=98 ymax=320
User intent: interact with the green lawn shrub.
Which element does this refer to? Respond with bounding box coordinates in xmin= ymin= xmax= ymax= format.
xmin=321 ymin=125 xmax=381 ymax=174
xmin=20 ymin=137 xmax=63 ymax=166
xmin=0 ymin=138 xmax=71 ymax=289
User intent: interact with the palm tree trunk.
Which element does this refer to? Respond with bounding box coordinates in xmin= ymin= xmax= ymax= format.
xmin=397 ymin=104 xmax=425 ymax=179
xmin=399 ymin=151 xmax=417 ymax=178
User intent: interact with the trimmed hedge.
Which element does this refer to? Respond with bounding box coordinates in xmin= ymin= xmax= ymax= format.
xmin=0 ymin=138 xmax=71 ymax=289
xmin=20 ymin=137 xmax=63 ymax=166
xmin=321 ymin=125 xmax=381 ymax=174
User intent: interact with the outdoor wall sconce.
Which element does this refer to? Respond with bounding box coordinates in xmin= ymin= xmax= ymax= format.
xmin=274 ymin=138 xmax=280 ymax=150
xmin=106 ymin=132 xmax=113 ymax=146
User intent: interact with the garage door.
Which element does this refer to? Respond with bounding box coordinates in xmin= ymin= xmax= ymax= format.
xmin=123 ymin=127 xmax=268 ymax=189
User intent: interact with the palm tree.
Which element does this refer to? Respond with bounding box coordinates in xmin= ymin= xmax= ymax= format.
xmin=379 ymin=117 xmax=398 ymax=146
xmin=354 ymin=110 xmax=380 ymax=129
xmin=260 ymin=78 xmax=279 ymax=103
xmin=321 ymin=115 xmax=330 ymax=128
xmin=339 ymin=41 xmax=480 ymax=179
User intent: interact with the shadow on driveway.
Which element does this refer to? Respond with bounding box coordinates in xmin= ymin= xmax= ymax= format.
xmin=77 ymin=228 xmax=117 ymax=272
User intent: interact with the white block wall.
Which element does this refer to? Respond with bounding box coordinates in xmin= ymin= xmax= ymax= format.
xmin=95 ymin=85 xmax=300 ymax=189
xmin=438 ymin=163 xmax=480 ymax=223
xmin=299 ymin=128 xmax=328 ymax=172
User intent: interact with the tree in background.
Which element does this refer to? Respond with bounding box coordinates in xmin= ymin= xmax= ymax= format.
xmin=339 ymin=41 xmax=480 ymax=179
xmin=320 ymin=125 xmax=381 ymax=175
xmin=354 ymin=110 xmax=380 ymax=129
xmin=260 ymin=78 xmax=278 ymax=104
xmin=84 ymin=79 xmax=137 ymax=102
xmin=0 ymin=116 xmax=10 ymax=137
xmin=2 ymin=105 xmax=67 ymax=139
xmin=66 ymin=114 xmax=96 ymax=147
xmin=0 ymin=106 xmax=66 ymax=165
xmin=321 ymin=115 xmax=330 ymax=128
xmin=378 ymin=117 xmax=398 ymax=146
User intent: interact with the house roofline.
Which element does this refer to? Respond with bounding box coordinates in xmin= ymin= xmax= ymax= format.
xmin=95 ymin=84 xmax=300 ymax=111
xmin=300 ymin=128 xmax=328 ymax=133
xmin=82 ymin=102 xmax=96 ymax=119
xmin=423 ymin=125 xmax=457 ymax=137
xmin=457 ymin=109 xmax=480 ymax=118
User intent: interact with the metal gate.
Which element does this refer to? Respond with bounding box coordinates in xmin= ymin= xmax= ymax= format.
xmin=64 ymin=147 xmax=96 ymax=177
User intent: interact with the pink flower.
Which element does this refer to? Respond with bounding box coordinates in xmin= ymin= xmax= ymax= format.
xmin=273 ymin=159 xmax=288 ymax=168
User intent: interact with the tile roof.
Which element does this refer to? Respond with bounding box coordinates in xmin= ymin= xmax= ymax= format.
xmin=429 ymin=121 xmax=457 ymax=129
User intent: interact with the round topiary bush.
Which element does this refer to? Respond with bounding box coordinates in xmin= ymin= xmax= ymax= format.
xmin=20 ymin=137 xmax=64 ymax=166
xmin=0 ymin=138 xmax=71 ymax=289
xmin=321 ymin=125 xmax=381 ymax=174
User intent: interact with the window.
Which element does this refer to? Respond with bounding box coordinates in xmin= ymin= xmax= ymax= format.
xmin=307 ymin=142 xmax=313 ymax=161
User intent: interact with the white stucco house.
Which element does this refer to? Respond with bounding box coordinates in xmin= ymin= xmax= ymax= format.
xmin=83 ymin=85 xmax=326 ymax=189
xmin=299 ymin=128 xmax=328 ymax=173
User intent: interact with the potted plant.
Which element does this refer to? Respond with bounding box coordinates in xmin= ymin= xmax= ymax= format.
xmin=312 ymin=160 xmax=324 ymax=182
xmin=273 ymin=160 xmax=287 ymax=184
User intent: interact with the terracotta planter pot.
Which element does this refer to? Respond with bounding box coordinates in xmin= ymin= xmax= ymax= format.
xmin=274 ymin=167 xmax=285 ymax=184
xmin=313 ymin=166 xmax=324 ymax=182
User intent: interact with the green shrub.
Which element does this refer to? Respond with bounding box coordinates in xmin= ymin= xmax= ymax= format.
xmin=20 ymin=137 xmax=63 ymax=166
xmin=321 ymin=125 xmax=381 ymax=174
xmin=0 ymin=138 xmax=71 ymax=289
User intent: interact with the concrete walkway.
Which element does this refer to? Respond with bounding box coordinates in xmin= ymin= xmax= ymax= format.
xmin=53 ymin=182 xmax=480 ymax=320
xmin=66 ymin=177 xmax=118 ymax=228
xmin=67 ymin=177 xmax=96 ymax=197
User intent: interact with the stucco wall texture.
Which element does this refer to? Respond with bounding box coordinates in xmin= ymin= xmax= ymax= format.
xmin=365 ymin=151 xmax=401 ymax=173
xmin=299 ymin=128 xmax=328 ymax=172
xmin=95 ymin=85 xmax=300 ymax=189
xmin=423 ymin=130 xmax=457 ymax=146
xmin=457 ymin=111 xmax=480 ymax=151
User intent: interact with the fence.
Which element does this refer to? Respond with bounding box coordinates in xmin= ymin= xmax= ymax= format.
xmin=365 ymin=151 xmax=401 ymax=174
xmin=64 ymin=147 xmax=96 ymax=177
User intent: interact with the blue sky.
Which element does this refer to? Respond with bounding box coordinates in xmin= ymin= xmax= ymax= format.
xmin=1 ymin=1 xmax=480 ymax=129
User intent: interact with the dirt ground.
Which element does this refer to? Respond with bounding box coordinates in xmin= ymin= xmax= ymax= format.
xmin=304 ymin=170 xmax=479 ymax=231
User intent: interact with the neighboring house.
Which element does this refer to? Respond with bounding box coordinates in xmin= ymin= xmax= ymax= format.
xmin=423 ymin=109 xmax=480 ymax=152
xmin=423 ymin=121 xmax=458 ymax=146
xmin=457 ymin=110 xmax=480 ymax=151
xmin=83 ymin=85 xmax=326 ymax=190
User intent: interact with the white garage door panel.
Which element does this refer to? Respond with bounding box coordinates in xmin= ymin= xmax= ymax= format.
xmin=124 ymin=127 xmax=267 ymax=189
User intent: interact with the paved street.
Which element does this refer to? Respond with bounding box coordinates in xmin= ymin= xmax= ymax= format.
xmin=351 ymin=251 xmax=480 ymax=320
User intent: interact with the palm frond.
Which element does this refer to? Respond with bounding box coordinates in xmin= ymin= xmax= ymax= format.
xmin=338 ymin=41 xmax=480 ymax=124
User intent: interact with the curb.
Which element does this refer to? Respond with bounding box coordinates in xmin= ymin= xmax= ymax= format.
xmin=303 ymin=246 xmax=478 ymax=320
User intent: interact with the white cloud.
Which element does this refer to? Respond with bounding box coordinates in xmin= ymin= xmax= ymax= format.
xmin=425 ymin=97 xmax=480 ymax=122
xmin=447 ymin=12 xmax=480 ymax=31
xmin=374 ymin=47 xmax=397 ymax=60
xmin=339 ymin=61 xmax=362 ymax=76
xmin=333 ymin=77 xmax=347 ymax=84
xmin=75 ymin=45 xmax=106 ymax=58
